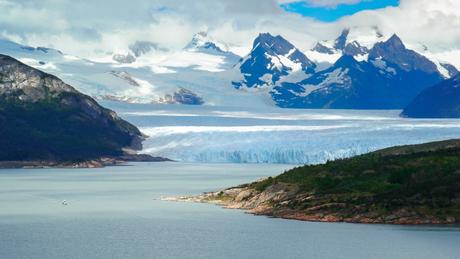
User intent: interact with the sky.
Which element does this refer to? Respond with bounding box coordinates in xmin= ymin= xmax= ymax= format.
xmin=281 ymin=0 xmax=399 ymax=22
xmin=0 ymin=0 xmax=459 ymax=58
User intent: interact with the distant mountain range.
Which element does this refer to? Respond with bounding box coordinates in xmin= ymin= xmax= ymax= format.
xmin=270 ymin=34 xmax=444 ymax=109
xmin=1 ymin=28 xmax=459 ymax=117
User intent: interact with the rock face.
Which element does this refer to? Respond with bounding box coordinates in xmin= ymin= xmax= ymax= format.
xmin=272 ymin=35 xmax=443 ymax=109
xmin=159 ymin=88 xmax=204 ymax=105
xmin=334 ymin=29 xmax=350 ymax=50
xmin=110 ymin=71 xmax=140 ymax=86
xmin=0 ymin=54 xmax=145 ymax=162
xmin=174 ymin=139 xmax=460 ymax=225
xmin=368 ymin=35 xmax=438 ymax=74
xmin=440 ymin=63 xmax=459 ymax=78
xmin=342 ymin=41 xmax=368 ymax=56
xmin=402 ymin=74 xmax=460 ymax=118
xmin=112 ymin=53 xmax=136 ymax=64
xmin=310 ymin=28 xmax=381 ymax=56
xmin=233 ymin=33 xmax=316 ymax=88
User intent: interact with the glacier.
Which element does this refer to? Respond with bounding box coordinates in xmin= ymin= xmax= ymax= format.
xmin=105 ymin=101 xmax=460 ymax=164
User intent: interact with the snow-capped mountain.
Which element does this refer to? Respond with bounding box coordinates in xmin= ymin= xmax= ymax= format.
xmin=311 ymin=28 xmax=372 ymax=55
xmin=272 ymin=34 xmax=444 ymax=109
xmin=308 ymin=27 xmax=385 ymax=67
xmin=156 ymin=31 xmax=241 ymax=72
xmin=1 ymin=28 xmax=459 ymax=111
xmin=185 ymin=31 xmax=228 ymax=53
xmin=0 ymin=36 xmax=269 ymax=108
xmin=308 ymin=27 xmax=458 ymax=79
xmin=232 ymin=33 xmax=316 ymax=89
xmin=368 ymin=34 xmax=439 ymax=74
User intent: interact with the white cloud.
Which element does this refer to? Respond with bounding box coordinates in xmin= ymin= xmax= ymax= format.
xmin=0 ymin=0 xmax=459 ymax=60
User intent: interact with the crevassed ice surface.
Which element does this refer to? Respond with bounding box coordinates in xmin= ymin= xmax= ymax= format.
xmin=105 ymin=102 xmax=460 ymax=164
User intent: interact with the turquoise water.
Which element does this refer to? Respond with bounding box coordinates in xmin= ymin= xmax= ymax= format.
xmin=0 ymin=162 xmax=459 ymax=259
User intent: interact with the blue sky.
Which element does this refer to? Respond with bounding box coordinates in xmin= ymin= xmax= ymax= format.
xmin=281 ymin=0 xmax=400 ymax=22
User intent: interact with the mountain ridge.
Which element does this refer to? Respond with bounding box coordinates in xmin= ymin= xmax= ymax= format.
xmin=402 ymin=74 xmax=460 ymax=118
xmin=0 ymin=54 xmax=167 ymax=165
xmin=271 ymin=34 xmax=444 ymax=109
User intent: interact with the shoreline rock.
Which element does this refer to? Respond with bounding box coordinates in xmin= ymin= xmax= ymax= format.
xmin=0 ymin=154 xmax=172 ymax=169
xmin=165 ymin=183 xmax=459 ymax=225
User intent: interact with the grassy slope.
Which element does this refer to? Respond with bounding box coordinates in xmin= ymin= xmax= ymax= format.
xmin=250 ymin=140 xmax=460 ymax=223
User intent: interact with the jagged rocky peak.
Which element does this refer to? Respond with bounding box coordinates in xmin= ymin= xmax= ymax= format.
xmin=311 ymin=42 xmax=335 ymax=54
xmin=334 ymin=29 xmax=350 ymax=50
xmin=311 ymin=26 xmax=383 ymax=55
xmin=369 ymin=34 xmax=439 ymax=74
xmin=234 ymin=32 xmax=316 ymax=88
xmin=343 ymin=41 xmax=368 ymax=56
xmin=381 ymin=34 xmax=406 ymax=50
xmin=334 ymin=53 xmax=361 ymax=68
xmin=185 ymin=31 xmax=227 ymax=52
xmin=253 ymin=33 xmax=293 ymax=54
xmin=251 ymin=32 xmax=316 ymax=71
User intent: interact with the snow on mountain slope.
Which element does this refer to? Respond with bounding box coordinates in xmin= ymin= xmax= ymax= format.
xmin=232 ymin=33 xmax=316 ymax=89
xmin=185 ymin=31 xmax=229 ymax=53
xmin=309 ymin=27 xmax=458 ymax=78
xmin=2 ymin=27 xmax=458 ymax=110
xmin=272 ymin=35 xmax=445 ymax=110
xmin=0 ymin=37 xmax=271 ymax=108
xmin=156 ymin=31 xmax=240 ymax=72
xmin=308 ymin=27 xmax=386 ymax=67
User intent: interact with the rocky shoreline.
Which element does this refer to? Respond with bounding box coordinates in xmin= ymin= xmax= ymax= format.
xmin=0 ymin=154 xmax=171 ymax=169
xmin=165 ymin=181 xmax=459 ymax=225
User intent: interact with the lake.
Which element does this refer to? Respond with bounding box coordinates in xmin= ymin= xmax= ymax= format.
xmin=1 ymin=162 xmax=459 ymax=259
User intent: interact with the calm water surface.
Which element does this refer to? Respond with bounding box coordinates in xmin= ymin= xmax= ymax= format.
xmin=0 ymin=162 xmax=459 ymax=259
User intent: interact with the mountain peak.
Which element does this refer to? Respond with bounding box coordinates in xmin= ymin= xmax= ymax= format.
xmin=253 ymin=33 xmax=285 ymax=49
xmin=334 ymin=54 xmax=360 ymax=68
xmin=369 ymin=33 xmax=439 ymax=74
xmin=257 ymin=32 xmax=274 ymax=38
xmin=185 ymin=31 xmax=227 ymax=52
xmin=251 ymin=33 xmax=304 ymax=60
xmin=334 ymin=29 xmax=350 ymax=50
xmin=234 ymin=33 xmax=316 ymax=88
xmin=386 ymin=34 xmax=405 ymax=48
